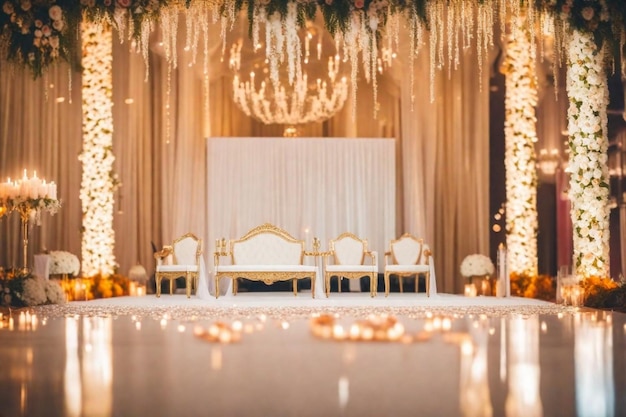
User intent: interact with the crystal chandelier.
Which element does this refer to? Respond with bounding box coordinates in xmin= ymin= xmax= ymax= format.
xmin=229 ymin=23 xmax=348 ymax=136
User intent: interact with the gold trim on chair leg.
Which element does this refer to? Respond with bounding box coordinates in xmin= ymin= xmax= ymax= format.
xmin=325 ymin=273 xmax=331 ymax=297
xmin=399 ymin=276 xmax=404 ymax=293
xmin=292 ymin=278 xmax=297 ymax=296
xmin=370 ymin=273 xmax=375 ymax=297
xmin=426 ymin=272 xmax=430 ymax=297
xmin=215 ymin=274 xmax=220 ymax=299
xmin=186 ymin=272 xmax=191 ymax=298
xmin=156 ymin=274 xmax=162 ymax=297
xmin=169 ymin=278 xmax=174 ymax=295
xmin=384 ymin=272 xmax=390 ymax=297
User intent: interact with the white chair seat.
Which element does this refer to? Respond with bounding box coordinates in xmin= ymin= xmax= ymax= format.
xmin=385 ymin=265 xmax=429 ymax=273
xmin=216 ymin=265 xmax=316 ymax=273
xmin=156 ymin=264 xmax=199 ymax=273
xmin=325 ymin=265 xmax=374 ymax=273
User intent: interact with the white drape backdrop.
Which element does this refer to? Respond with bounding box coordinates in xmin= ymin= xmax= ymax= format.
xmin=0 ymin=16 xmax=529 ymax=294
xmin=206 ymin=137 xmax=396 ymax=272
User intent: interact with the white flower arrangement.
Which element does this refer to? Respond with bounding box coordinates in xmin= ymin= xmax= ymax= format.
xmin=460 ymin=254 xmax=495 ymax=278
xmin=49 ymin=251 xmax=81 ymax=276
xmin=0 ymin=274 xmax=65 ymax=307
xmin=502 ymin=15 xmax=539 ymax=276
xmin=565 ymin=29 xmax=611 ymax=278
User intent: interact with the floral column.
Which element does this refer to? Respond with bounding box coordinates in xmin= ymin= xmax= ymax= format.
xmin=566 ymin=29 xmax=610 ymax=278
xmin=79 ymin=21 xmax=116 ymax=277
xmin=502 ymin=17 xmax=538 ymax=276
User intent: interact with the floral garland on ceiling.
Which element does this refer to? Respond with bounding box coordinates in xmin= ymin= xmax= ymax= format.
xmin=2 ymin=1 xmax=626 ymax=81
xmin=565 ymin=28 xmax=611 ymax=279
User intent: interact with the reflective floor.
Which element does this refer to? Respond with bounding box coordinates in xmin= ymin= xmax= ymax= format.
xmin=0 ymin=295 xmax=624 ymax=417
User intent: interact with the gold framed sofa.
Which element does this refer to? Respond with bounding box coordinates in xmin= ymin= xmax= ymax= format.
xmin=213 ymin=223 xmax=318 ymax=298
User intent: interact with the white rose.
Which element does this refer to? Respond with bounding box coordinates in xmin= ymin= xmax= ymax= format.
xmin=49 ymin=4 xmax=62 ymax=21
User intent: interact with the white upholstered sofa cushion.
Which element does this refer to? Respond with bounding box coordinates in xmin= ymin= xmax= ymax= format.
xmin=233 ymin=234 xmax=303 ymax=265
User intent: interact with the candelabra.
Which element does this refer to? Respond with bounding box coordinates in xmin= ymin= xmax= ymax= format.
xmin=0 ymin=170 xmax=60 ymax=273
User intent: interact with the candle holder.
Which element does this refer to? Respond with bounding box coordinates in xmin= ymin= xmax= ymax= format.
xmin=15 ymin=203 xmax=33 ymax=274
xmin=0 ymin=170 xmax=61 ymax=274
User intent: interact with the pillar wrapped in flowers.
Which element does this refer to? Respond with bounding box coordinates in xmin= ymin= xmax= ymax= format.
xmin=565 ymin=29 xmax=611 ymax=279
xmin=502 ymin=14 xmax=538 ymax=276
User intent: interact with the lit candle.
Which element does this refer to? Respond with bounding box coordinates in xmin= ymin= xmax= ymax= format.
xmin=464 ymin=283 xmax=477 ymax=297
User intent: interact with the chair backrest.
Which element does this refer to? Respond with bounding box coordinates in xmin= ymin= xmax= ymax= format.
xmin=390 ymin=234 xmax=424 ymax=265
xmin=232 ymin=223 xmax=304 ymax=265
xmin=172 ymin=233 xmax=202 ymax=265
xmin=331 ymin=233 xmax=366 ymax=265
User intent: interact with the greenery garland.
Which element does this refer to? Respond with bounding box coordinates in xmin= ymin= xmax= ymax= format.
xmin=2 ymin=0 xmax=626 ymax=78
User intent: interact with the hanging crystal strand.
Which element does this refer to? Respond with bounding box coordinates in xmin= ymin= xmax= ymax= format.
xmin=427 ymin=1 xmax=438 ymax=103
xmin=113 ymin=7 xmax=128 ymax=44
xmin=165 ymin=64 xmax=172 ymax=145
xmin=453 ymin=1 xmax=461 ymax=71
xmin=187 ymin=2 xmax=203 ymax=65
xmin=476 ymin=4 xmax=484 ymax=91
xmin=410 ymin=15 xmax=416 ymax=111
xmin=437 ymin=1 xmax=444 ymax=71
xmin=446 ymin=1 xmax=454 ymax=79
xmin=346 ymin=16 xmax=360 ymax=121
xmin=141 ymin=19 xmax=153 ymax=81
xmin=360 ymin=14 xmax=371 ymax=84
xmin=185 ymin=3 xmax=194 ymax=54
xmin=498 ymin=0 xmax=506 ymax=41
xmin=161 ymin=7 xmax=179 ymax=70
xmin=252 ymin=6 xmax=262 ymax=52
xmin=463 ymin=0 xmax=474 ymax=51
xmin=370 ymin=13 xmax=379 ymax=119
xmin=220 ymin=15 xmax=228 ymax=61
xmin=527 ymin=2 xmax=537 ymax=57
xmin=553 ymin=17 xmax=564 ymax=101
xmin=266 ymin=13 xmax=282 ymax=87
xmin=285 ymin=2 xmax=301 ymax=86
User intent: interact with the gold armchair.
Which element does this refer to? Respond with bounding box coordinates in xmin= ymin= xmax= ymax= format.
xmin=154 ymin=233 xmax=202 ymax=298
xmin=384 ymin=233 xmax=431 ymax=297
xmin=323 ymin=232 xmax=377 ymax=297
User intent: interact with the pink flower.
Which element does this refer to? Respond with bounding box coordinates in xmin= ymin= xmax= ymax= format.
xmin=48 ymin=5 xmax=62 ymax=21
xmin=354 ymin=0 xmax=364 ymax=9
xmin=325 ymin=0 xmax=333 ymax=5
xmin=104 ymin=0 xmax=112 ymax=5
xmin=35 ymin=19 xmax=42 ymax=28
xmin=20 ymin=0 xmax=31 ymax=12
xmin=2 ymin=2 xmax=14 ymax=14
xmin=41 ymin=25 xmax=51 ymax=37
xmin=52 ymin=19 xmax=63 ymax=31
xmin=581 ymin=7 xmax=594 ymax=21
xmin=34 ymin=29 xmax=42 ymax=38
xmin=116 ymin=0 xmax=132 ymax=8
